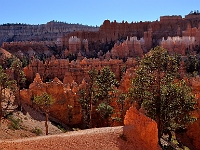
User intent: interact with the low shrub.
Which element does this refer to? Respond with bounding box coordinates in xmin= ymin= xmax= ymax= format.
xmin=57 ymin=125 xmax=67 ymax=133
xmin=8 ymin=117 xmax=22 ymax=130
xmin=32 ymin=127 xmax=42 ymax=136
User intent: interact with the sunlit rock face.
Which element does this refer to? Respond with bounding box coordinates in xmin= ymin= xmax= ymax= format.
xmin=20 ymin=73 xmax=82 ymax=125
xmin=160 ymin=36 xmax=196 ymax=55
xmin=23 ymin=57 xmax=126 ymax=84
xmin=124 ymin=106 xmax=159 ymax=150
xmin=110 ymin=36 xmax=144 ymax=59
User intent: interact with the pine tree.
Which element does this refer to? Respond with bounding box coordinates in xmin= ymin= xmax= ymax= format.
xmin=33 ymin=92 xmax=55 ymax=135
xmin=185 ymin=54 xmax=199 ymax=75
xmin=11 ymin=58 xmax=26 ymax=111
xmin=0 ymin=65 xmax=16 ymax=126
xmin=78 ymin=68 xmax=98 ymax=128
xmin=129 ymin=46 xmax=197 ymax=142
xmin=94 ymin=66 xmax=119 ymax=126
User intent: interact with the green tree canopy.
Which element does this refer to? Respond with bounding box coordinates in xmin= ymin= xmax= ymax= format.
xmin=78 ymin=68 xmax=98 ymax=128
xmin=78 ymin=66 xmax=119 ymax=127
xmin=185 ymin=54 xmax=199 ymax=74
xmin=33 ymin=92 xmax=55 ymax=135
xmin=33 ymin=92 xmax=54 ymax=107
xmin=11 ymin=58 xmax=26 ymax=110
xmin=94 ymin=66 xmax=119 ymax=126
xmin=0 ymin=65 xmax=16 ymax=126
xmin=129 ymin=46 xmax=197 ymax=140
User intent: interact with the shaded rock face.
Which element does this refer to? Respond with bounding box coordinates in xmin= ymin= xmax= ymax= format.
xmin=123 ymin=106 xmax=159 ymax=150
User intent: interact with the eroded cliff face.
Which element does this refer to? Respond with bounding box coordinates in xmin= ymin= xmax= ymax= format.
xmin=20 ymin=73 xmax=82 ymax=126
xmin=2 ymin=14 xmax=200 ymax=62
xmin=23 ymin=57 xmax=133 ymax=84
xmin=62 ymin=14 xmax=200 ymax=52
xmin=0 ymin=21 xmax=98 ymax=45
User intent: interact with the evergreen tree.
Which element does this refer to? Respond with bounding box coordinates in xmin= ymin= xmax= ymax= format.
xmin=33 ymin=92 xmax=55 ymax=135
xmin=78 ymin=88 xmax=90 ymax=128
xmin=0 ymin=65 xmax=16 ymax=126
xmin=185 ymin=54 xmax=199 ymax=75
xmin=129 ymin=46 xmax=197 ymax=142
xmin=78 ymin=68 xmax=98 ymax=128
xmin=116 ymin=92 xmax=127 ymax=122
xmin=94 ymin=66 xmax=119 ymax=126
xmin=11 ymin=58 xmax=26 ymax=111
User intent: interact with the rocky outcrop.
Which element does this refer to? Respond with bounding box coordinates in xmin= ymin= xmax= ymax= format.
xmin=160 ymin=36 xmax=196 ymax=55
xmin=20 ymin=73 xmax=82 ymax=126
xmin=2 ymin=14 xmax=200 ymax=61
xmin=62 ymin=14 xmax=200 ymax=51
xmin=124 ymin=106 xmax=159 ymax=150
xmin=185 ymin=77 xmax=200 ymax=150
xmin=21 ymin=70 xmax=133 ymax=127
xmin=2 ymin=41 xmax=55 ymax=56
xmin=110 ymin=36 xmax=144 ymax=59
xmin=24 ymin=57 xmax=128 ymax=84
xmin=68 ymin=36 xmax=88 ymax=54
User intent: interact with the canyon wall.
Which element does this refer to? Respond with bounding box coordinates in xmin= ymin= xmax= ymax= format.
xmin=23 ymin=57 xmax=138 ymax=84
xmin=2 ymin=14 xmax=200 ymax=57
xmin=0 ymin=20 xmax=99 ymax=45
xmin=62 ymin=14 xmax=200 ymax=49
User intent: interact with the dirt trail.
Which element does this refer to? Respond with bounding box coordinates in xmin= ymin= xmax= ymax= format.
xmin=0 ymin=126 xmax=125 ymax=150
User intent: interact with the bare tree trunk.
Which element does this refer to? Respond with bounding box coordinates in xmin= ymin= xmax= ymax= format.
xmin=106 ymin=118 xmax=109 ymax=127
xmin=17 ymin=80 xmax=21 ymax=111
xmin=120 ymin=103 xmax=124 ymax=123
xmin=82 ymin=109 xmax=86 ymax=129
xmin=45 ymin=112 xmax=49 ymax=135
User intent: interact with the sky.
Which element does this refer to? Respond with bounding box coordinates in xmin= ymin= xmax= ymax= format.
xmin=1 ymin=0 xmax=200 ymax=26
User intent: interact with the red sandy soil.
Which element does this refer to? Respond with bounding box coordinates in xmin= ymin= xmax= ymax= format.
xmin=0 ymin=126 xmax=126 ymax=150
